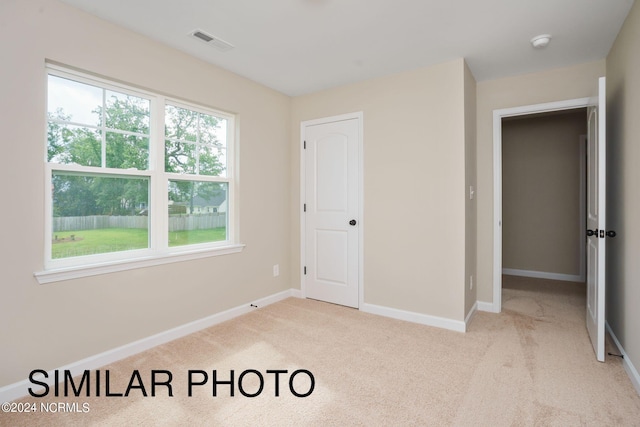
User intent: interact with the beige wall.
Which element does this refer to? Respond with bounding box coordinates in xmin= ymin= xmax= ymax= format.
xmin=606 ymin=0 xmax=640 ymax=381
xmin=291 ymin=59 xmax=469 ymax=321
xmin=476 ymin=60 xmax=606 ymax=303
xmin=502 ymin=111 xmax=586 ymax=277
xmin=0 ymin=0 xmax=291 ymax=387
xmin=464 ymin=62 xmax=478 ymax=315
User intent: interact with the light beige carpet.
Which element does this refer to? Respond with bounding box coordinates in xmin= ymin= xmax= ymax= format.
xmin=3 ymin=276 xmax=640 ymax=426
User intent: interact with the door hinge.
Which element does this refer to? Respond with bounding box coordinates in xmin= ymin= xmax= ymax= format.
xmin=304 ymin=266 xmax=307 ymax=275
xmin=304 ymin=203 xmax=306 ymax=212
xmin=303 ymin=140 xmax=306 ymax=149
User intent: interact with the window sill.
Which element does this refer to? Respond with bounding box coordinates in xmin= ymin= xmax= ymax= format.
xmin=34 ymin=244 xmax=245 ymax=284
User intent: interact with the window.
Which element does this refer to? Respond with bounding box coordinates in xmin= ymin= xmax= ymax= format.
xmin=164 ymin=103 xmax=230 ymax=248
xmin=41 ymin=66 xmax=239 ymax=280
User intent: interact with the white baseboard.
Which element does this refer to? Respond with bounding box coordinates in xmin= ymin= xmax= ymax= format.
xmin=0 ymin=288 xmax=302 ymax=403
xmin=502 ymin=268 xmax=584 ymax=283
xmin=606 ymin=322 xmax=640 ymax=396
xmin=465 ymin=302 xmax=478 ymax=329
xmin=477 ymin=301 xmax=498 ymax=313
xmin=360 ymin=302 xmax=466 ymax=333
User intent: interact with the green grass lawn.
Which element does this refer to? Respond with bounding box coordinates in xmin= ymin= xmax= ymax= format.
xmin=52 ymin=227 xmax=226 ymax=258
xmin=168 ymin=227 xmax=227 ymax=247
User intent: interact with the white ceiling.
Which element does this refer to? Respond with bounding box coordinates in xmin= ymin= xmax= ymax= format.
xmin=59 ymin=0 xmax=634 ymax=96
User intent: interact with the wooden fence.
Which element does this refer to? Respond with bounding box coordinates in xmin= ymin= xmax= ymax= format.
xmin=168 ymin=213 xmax=226 ymax=232
xmin=53 ymin=213 xmax=226 ymax=232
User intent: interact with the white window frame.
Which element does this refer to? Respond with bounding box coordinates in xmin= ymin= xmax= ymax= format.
xmin=35 ymin=65 xmax=243 ymax=284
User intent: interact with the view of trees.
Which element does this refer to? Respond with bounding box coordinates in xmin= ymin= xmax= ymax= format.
xmin=48 ymin=82 xmax=227 ymax=219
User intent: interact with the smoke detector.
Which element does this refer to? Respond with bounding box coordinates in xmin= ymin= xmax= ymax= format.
xmin=530 ymin=34 xmax=552 ymax=49
xmin=190 ymin=29 xmax=234 ymax=52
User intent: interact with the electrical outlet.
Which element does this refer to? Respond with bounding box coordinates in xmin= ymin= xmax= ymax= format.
xmin=273 ymin=264 xmax=280 ymax=277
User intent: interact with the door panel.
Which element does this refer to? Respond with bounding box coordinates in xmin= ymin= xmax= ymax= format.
xmin=316 ymin=230 xmax=348 ymax=285
xmin=586 ymin=77 xmax=606 ymax=362
xmin=316 ymin=137 xmax=348 ymax=212
xmin=303 ymin=117 xmax=360 ymax=308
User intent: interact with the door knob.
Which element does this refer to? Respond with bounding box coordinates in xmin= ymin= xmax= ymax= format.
xmin=587 ymin=229 xmax=597 ymax=237
xmin=349 ymin=219 xmax=357 ymax=226
xmin=606 ymin=230 xmax=617 ymax=238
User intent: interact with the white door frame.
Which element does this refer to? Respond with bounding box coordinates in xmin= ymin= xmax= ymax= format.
xmin=300 ymin=111 xmax=364 ymax=308
xmin=492 ymin=98 xmax=591 ymax=313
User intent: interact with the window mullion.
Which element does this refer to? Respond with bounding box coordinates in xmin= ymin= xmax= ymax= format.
xmin=151 ymin=95 xmax=168 ymax=251
xmin=101 ymin=88 xmax=107 ymax=168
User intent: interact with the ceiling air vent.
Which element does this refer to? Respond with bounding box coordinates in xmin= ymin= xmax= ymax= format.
xmin=190 ymin=29 xmax=234 ymax=52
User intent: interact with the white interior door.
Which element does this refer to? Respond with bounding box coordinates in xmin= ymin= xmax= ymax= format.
xmin=586 ymin=77 xmax=606 ymax=362
xmin=303 ymin=116 xmax=360 ymax=308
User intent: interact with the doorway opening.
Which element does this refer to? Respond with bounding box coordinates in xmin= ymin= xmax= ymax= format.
xmin=501 ymin=109 xmax=587 ymax=285
xmin=492 ymin=98 xmax=592 ymax=313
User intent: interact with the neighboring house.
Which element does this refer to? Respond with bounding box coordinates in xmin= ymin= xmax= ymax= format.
xmin=173 ymin=193 xmax=227 ymax=214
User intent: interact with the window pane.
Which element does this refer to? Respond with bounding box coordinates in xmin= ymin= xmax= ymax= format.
xmin=200 ymin=116 xmax=227 ymax=176
xmin=52 ymin=173 xmax=149 ymax=259
xmin=168 ymin=180 xmax=228 ymax=247
xmin=47 ymin=75 xmax=102 ymax=126
xmin=106 ymin=132 xmax=149 ymax=170
xmin=165 ymin=140 xmax=197 ymax=174
xmin=105 ymin=90 xmax=150 ymax=135
xmin=198 ymin=144 xmax=226 ymax=176
xmin=47 ymin=123 xmax=101 ymax=166
xmin=48 ymin=74 xmax=151 ymax=171
xmin=165 ymin=105 xmax=197 ymax=142
xmin=165 ymin=104 xmax=227 ymax=176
